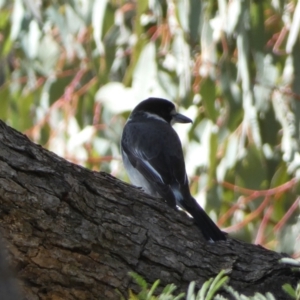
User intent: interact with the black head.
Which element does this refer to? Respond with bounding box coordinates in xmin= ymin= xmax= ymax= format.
xmin=131 ymin=97 xmax=192 ymax=124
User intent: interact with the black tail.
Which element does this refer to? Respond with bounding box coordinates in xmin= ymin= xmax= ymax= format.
xmin=181 ymin=197 xmax=226 ymax=242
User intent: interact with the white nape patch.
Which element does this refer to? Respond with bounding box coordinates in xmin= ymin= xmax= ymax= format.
xmin=170 ymin=109 xmax=177 ymax=126
xmin=126 ymin=117 xmax=132 ymax=123
xmin=144 ymin=112 xmax=167 ymax=123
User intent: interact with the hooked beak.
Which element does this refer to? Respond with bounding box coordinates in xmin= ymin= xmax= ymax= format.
xmin=171 ymin=113 xmax=193 ymax=125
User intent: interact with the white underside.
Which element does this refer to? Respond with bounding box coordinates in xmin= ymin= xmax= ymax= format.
xmin=122 ymin=150 xmax=159 ymax=196
xmin=122 ymin=149 xmax=186 ymax=206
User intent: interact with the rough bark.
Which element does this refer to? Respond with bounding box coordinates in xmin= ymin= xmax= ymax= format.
xmin=0 ymin=235 xmax=22 ymax=300
xmin=0 ymin=120 xmax=298 ymax=300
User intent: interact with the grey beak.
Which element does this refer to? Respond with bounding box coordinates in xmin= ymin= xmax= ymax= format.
xmin=172 ymin=113 xmax=193 ymax=124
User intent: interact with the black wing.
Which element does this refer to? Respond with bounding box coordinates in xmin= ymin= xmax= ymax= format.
xmin=122 ymin=120 xmax=226 ymax=241
xmin=122 ymin=121 xmax=187 ymax=185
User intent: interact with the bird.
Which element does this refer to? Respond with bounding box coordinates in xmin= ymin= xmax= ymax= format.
xmin=121 ymin=97 xmax=226 ymax=241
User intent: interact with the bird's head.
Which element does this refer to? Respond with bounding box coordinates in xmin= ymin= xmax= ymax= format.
xmin=131 ymin=97 xmax=192 ymax=125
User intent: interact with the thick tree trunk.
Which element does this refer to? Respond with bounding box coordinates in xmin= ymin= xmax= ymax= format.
xmin=0 ymin=120 xmax=298 ymax=300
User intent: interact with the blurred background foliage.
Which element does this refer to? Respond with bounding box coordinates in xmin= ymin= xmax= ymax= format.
xmin=0 ymin=0 xmax=300 ymax=255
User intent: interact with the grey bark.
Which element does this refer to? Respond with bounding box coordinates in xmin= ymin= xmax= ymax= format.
xmin=0 ymin=120 xmax=298 ymax=300
xmin=0 ymin=236 xmax=22 ymax=300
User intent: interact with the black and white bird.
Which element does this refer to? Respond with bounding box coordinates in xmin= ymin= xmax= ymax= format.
xmin=121 ymin=97 xmax=226 ymax=241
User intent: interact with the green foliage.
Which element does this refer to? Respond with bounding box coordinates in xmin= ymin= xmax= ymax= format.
xmin=128 ymin=272 xmax=185 ymax=300
xmin=186 ymin=270 xmax=229 ymax=300
xmin=280 ymin=258 xmax=300 ymax=299
xmin=222 ymin=285 xmax=276 ymax=300
xmin=0 ymin=0 xmax=300 ymax=253
xmin=128 ymin=270 xmax=298 ymax=300
xmin=128 ymin=270 xmax=229 ymax=300
xmin=282 ymin=283 xmax=297 ymax=299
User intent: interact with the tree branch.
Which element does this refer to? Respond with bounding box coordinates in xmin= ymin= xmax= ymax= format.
xmin=0 ymin=120 xmax=298 ymax=299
